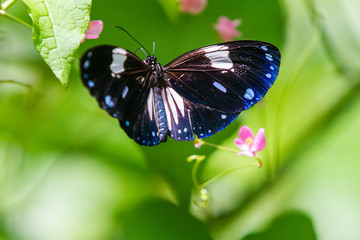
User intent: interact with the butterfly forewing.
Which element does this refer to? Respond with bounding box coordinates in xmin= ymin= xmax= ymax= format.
xmin=81 ymin=45 xmax=151 ymax=117
xmin=163 ymin=41 xmax=280 ymax=141
xmin=81 ymin=45 xmax=162 ymax=146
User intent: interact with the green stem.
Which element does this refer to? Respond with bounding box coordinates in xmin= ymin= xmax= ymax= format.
xmin=0 ymin=9 xmax=32 ymax=29
xmin=0 ymin=80 xmax=31 ymax=88
xmin=202 ymin=141 xmax=239 ymax=154
xmin=192 ymin=159 xmax=202 ymax=191
xmin=1 ymin=0 xmax=17 ymax=10
xmin=273 ymin=27 xmax=320 ymax=172
xmin=200 ymin=163 xmax=259 ymax=188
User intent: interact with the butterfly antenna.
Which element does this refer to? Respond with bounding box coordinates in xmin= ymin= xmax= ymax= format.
xmin=115 ymin=26 xmax=150 ymax=56
xmin=134 ymin=47 xmax=148 ymax=58
xmin=140 ymin=48 xmax=148 ymax=57
xmin=153 ymin=42 xmax=155 ymax=56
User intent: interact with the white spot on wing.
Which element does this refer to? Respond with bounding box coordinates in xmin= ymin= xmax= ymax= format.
xmin=147 ymin=88 xmax=154 ymax=121
xmin=213 ymin=82 xmax=227 ymax=93
xmin=203 ymin=45 xmax=229 ymax=53
xmin=261 ymin=45 xmax=268 ymax=51
xmin=166 ymin=88 xmax=179 ymax=125
xmin=168 ymin=88 xmax=185 ymax=117
xmin=244 ymin=88 xmax=255 ymax=100
xmin=221 ymin=114 xmax=227 ymax=119
xmin=122 ymin=86 xmax=129 ymax=98
xmin=110 ymin=48 xmax=127 ymax=74
xmin=266 ymin=73 xmax=272 ymax=78
xmin=113 ymin=48 xmax=127 ymax=55
xmin=105 ymin=95 xmax=114 ymax=108
xmin=265 ymin=53 xmax=273 ymax=61
xmin=162 ymin=89 xmax=172 ymax=131
xmin=205 ymin=51 xmax=233 ymax=69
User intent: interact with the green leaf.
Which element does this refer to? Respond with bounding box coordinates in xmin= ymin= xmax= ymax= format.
xmin=119 ymin=198 xmax=212 ymax=240
xmin=23 ymin=0 xmax=91 ymax=87
xmin=156 ymin=0 xmax=179 ymax=22
xmin=242 ymin=211 xmax=317 ymax=240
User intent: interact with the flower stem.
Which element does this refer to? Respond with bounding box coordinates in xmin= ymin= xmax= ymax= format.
xmin=191 ymin=158 xmax=203 ymax=191
xmin=0 ymin=80 xmax=31 ymax=88
xmin=0 ymin=9 xmax=32 ymax=29
xmin=273 ymin=26 xmax=320 ymax=173
xmin=202 ymin=141 xmax=239 ymax=153
xmin=200 ymin=162 xmax=259 ymax=188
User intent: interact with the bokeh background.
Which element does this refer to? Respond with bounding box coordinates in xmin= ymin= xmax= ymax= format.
xmin=1 ymin=0 xmax=360 ymax=239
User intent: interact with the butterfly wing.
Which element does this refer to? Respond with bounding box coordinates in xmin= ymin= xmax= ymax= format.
xmin=80 ymin=45 xmax=161 ymax=146
xmin=162 ymin=40 xmax=280 ymax=140
xmin=161 ymin=86 xmax=239 ymax=141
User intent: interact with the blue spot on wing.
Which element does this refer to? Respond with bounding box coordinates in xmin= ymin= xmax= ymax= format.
xmin=119 ymin=104 xmax=160 ymax=146
xmin=88 ymin=80 xmax=95 ymax=88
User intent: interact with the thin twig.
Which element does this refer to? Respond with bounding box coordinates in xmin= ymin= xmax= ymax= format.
xmin=0 ymin=9 xmax=32 ymax=28
xmin=1 ymin=0 xmax=17 ymax=10
xmin=0 ymin=80 xmax=31 ymax=88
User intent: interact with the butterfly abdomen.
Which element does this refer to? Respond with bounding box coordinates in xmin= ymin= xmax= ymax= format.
xmin=153 ymin=86 xmax=168 ymax=142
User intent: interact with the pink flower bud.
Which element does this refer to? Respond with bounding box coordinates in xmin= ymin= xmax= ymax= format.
xmin=180 ymin=0 xmax=207 ymax=15
xmin=81 ymin=20 xmax=103 ymax=43
xmin=215 ymin=16 xmax=241 ymax=42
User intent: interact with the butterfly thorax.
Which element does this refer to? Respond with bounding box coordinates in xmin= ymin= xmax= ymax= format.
xmin=145 ymin=56 xmax=165 ymax=87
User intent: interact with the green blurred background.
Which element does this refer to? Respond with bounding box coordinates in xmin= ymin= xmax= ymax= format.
xmin=1 ymin=0 xmax=360 ymax=239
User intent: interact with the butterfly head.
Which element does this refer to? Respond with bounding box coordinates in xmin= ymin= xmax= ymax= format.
xmin=145 ymin=56 xmax=164 ymax=85
xmin=145 ymin=56 xmax=158 ymax=69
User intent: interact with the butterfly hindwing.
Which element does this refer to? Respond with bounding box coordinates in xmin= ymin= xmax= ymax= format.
xmin=162 ymin=86 xmax=239 ymax=141
xmin=119 ymin=90 xmax=161 ymax=146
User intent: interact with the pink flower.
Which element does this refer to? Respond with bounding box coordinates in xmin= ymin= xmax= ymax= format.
xmin=194 ymin=138 xmax=204 ymax=148
xmin=215 ymin=16 xmax=241 ymax=42
xmin=180 ymin=0 xmax=207 ymax=14
xmin=81 ymin=20 xmax=103 ymax=43
xmin=234 ymin=126 xmax=266 ymax=157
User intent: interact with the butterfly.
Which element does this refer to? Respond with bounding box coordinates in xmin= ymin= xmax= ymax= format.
xmin=80 ymin=40 xmax=280 ymax=146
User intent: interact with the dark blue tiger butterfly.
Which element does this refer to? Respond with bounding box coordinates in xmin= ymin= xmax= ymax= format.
xmin=80 ymin=38 xmax=280 ymax=146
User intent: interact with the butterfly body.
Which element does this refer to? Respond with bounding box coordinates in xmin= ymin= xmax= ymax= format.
xmin=153 ymin=86 xmax=168 ymax=142
xmin=80 ymin=41 xmax=281 ymax=146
